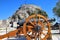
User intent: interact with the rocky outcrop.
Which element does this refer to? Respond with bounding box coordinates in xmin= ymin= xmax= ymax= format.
xmin=0 ymin=4 xmax=47 ymax=27
xmin=10 ymin=4 xmax=41 ymax=22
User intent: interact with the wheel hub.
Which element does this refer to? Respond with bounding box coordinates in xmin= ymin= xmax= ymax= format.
xmin=34 ymin=24 xmax=41 ymax=32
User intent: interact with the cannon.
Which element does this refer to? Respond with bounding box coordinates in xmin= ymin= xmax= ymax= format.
xmin=0 ymin=14 xmax=52 ymax=40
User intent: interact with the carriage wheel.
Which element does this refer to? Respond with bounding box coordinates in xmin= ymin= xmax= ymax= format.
xmin=23 ymin=14 xmax=52 ymax=40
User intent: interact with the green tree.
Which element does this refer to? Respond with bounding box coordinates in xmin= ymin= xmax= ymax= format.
xmin=53 ymin=0 xmax=60 ymax=23
xmin=53 ymin=1 xmax=60 ymax=17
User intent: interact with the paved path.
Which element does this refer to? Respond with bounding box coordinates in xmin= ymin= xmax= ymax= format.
xmin=52 ymin=34 xmax=60 ymax=40
xmin=0 ymin=27 xmax=60 ymax=40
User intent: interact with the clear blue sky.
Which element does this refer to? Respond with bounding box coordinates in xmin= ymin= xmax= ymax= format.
xmin=0 ymin=0 xmax=58 ymax=20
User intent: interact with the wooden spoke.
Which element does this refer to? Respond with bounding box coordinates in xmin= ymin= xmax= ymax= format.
xmin=35 ymin=33 xmax=37 ymax=40
xmin=39 ymin=32 xmax=41 ymax=40
xmin=33 ymin=17 xmax=36 ymax=25
xmin=27 ymin=25 xmax=33 ymax=29
xmin=29 ymin=21 xmax=34 ymax=26
xmin=42 ymin=34 xmax=49 ymax=40
xmin=41 ymin=32 xmax=46 ymax=35
xmin=42 ymin=27 xmax=48 ymax=31
xmin=26 ymin=35 xmax=31 ymax=40
xmin=38 ymin=17 xmax=40 ymax=23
